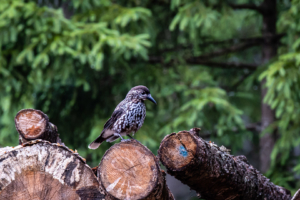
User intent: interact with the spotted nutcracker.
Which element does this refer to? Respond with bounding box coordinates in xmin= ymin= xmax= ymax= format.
xmin=88 ymin=85 xmax=157 ymax=149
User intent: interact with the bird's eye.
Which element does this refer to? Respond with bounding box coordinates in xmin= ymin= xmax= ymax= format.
xmin=142 ymin=92 xmax=146 ymax=95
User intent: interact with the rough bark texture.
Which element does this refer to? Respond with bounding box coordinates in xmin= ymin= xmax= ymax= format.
xmin=259 ymin=0 xmax=277 ymax=173
xmin=15 ymin=109 xmax=62 ymax=145
xmin=158 ymin=128 xmax=291 ymax=200
xmin=0 ymin=140 xmax=104 ymax=200
xmin=292 ymin=189 xmax=300 ymax=200
xmin=98 ymin=140 xmax=174 ymax=200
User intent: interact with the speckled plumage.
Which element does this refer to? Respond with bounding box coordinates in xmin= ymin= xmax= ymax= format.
xmin=88 ymin=85 xmax=156 ymax=149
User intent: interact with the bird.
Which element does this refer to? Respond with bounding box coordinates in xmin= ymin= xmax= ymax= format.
xmin=88 ymin=85 xmax=156 ymax=149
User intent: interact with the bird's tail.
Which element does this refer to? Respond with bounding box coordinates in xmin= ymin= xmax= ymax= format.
xmin=88 ymin=135 xmax=106 ymax=149
xmin=106 ymin=135 xmax=120 ymax=142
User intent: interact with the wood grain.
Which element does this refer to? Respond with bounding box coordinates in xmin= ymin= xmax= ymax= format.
xmin=15 ymin=109 xmax=61 ymax=144
xmin=98 ymin=140 xmax=174 ymax=200
xmin=0 ymin=140 xmax=104 ymax=200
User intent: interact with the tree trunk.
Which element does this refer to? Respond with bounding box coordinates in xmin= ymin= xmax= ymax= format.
xmin=0 ymin=140 xmax=104 ymax=200
xmin=97 ymin=140 xmax=174 ymax=200
xmin=158 ymin=128 xmax=291 ymax=200
xmin=259 ymin=0 xmax=277 ymax=173
xmin=15 ymin=109 xmax=63 ymax=145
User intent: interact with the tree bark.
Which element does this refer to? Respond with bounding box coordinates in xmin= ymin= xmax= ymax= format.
xmin=158 ymin=128 xmax=291 ymax=200
xmin=293 ymin=189 xmax=300 ymax=200
xmin=0 ymin=140 xmax=104 ymax=200
xmin=259 ymin=0 xmax=277 ymax=173
xmin=15 ymin=109 xmax=63 ymax=145
xmin=97 ymin=140 xmax=174 ymax=200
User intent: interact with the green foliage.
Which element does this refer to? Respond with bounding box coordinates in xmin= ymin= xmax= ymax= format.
xmin=257 ymin=0 xmax=300 ymax=192
xmin=0 ymin=0 xmax=150 ymax=150
xmin=158 ymin=67 xmax=245 ymax=137
xmin=260 ymin=53 xmax=300 ymax=167
xmin=1 ymin=0 xmax=300 ymax=196
xmin=169 ymin=0 xmax=261 ymax=42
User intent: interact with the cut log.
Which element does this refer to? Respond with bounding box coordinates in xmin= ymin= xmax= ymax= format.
xmin=0 ymin=140 xmax=104 ymax=200
xmin=293 ymin=189 xmax=300 ymax=200
xmin=15 ymin=109 xmax=61 ymax=144
xmin=98 ymin=140 xmax=174 ymax=200
xmin=158 ymin=128 xmax=292 ymax=200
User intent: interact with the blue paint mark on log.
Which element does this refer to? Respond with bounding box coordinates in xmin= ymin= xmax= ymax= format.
xmin=179 ymin=145 xmax=188 ymax=157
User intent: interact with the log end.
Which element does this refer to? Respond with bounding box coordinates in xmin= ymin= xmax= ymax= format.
xmin=0 ymin=171 xmax=80 ymax=199
xmin=158 ymin=131 xmax=198 ymax=171
xmin=0 ymin=141 xmax=104 ymax=200
xmin=15 ymin=109 xmax=48 ymax=140
xmin=99 ymin=140 xmax=160 ymax=200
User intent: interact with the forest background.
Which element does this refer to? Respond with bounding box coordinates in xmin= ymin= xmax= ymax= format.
xmin=1 ymin=0 xmax=300 ymax=199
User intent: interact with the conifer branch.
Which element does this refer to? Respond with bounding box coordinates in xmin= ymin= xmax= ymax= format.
xmin=159 ymin=34 xmax=285 ymax=54
xmin=148 ymin=56 xmax=258 ymax=69
xmin=185 ymin=60 xmax=258 ymax=69
xmin=195 ymin=42 xmax=258 ymax=60
xmin=229 ymin=3 xmax=263 ymax=13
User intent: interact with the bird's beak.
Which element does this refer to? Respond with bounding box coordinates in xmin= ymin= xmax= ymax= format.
xmin=147 ymin=94 xmax=157 ymax=104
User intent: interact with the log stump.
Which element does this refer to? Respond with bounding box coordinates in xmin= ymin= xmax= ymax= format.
xmin=98 ymin=140 xmax=174 ymax=200
xmin=15 ymin=109 xmax=61 ymax=144
xmin=158 ymin=128 xmax=291 ymax=200
xmin=293 ymin=189 xmax=300 ymax=200
xmin=0 ymin=140 xmax=104 ymax=200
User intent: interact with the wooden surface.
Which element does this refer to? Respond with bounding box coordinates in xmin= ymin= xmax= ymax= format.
xmin=98 ymin=140 xmax=174 ymax=200
xmin=15 ymin=109 xmax=48 ymax=139
xmin=158 ymin=128 xmax=292 ymax=200
xmin=158 ymin=131 xmax=197 ymax=171
xmin=292 ymin=189 xmax=300 ymax=200
xmin=0 ymin=140 xmax=104 ymax=200
xmin=15 ymin=109 xmax=59 ymax=144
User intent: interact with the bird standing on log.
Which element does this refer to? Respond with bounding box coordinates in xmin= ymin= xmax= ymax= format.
xmin=88 ymin=85 xmax=157 ymax=149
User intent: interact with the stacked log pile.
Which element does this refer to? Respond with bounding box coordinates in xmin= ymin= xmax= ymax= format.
xmin=0 ymin=109 xmax=299 ymax=199
xmin=0 ymin=109 xmax=173 ymax=200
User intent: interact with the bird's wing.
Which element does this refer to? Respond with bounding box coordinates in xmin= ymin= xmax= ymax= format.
xmin=88 ymin=109 xmax=124 ymax=149
xmin=103 ymin=109 xmax=124 ymax=131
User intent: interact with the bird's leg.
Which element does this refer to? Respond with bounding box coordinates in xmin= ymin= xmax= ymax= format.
xmin=127 ymin=134 xmax=141 ymax=143
xmin=127 ymin=134 xmax=138 ymax=141
xmin=115 ymin=133 xmax=124 ymax=140
xmin=114 ymin=133 xmax=130 ymax=142
xmin=127 ymin=135 xmax=134 ymax=139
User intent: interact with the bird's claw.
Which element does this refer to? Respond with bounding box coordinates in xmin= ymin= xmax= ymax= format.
xmin=127 ymin=136 xmax=142 ymax=144
xmin=121 ymin=139 xmax=131 ymax=142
